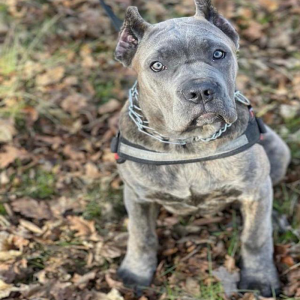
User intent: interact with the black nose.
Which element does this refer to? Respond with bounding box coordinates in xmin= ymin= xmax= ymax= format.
xmin=181 ymin=82 xmax=216 ymax=104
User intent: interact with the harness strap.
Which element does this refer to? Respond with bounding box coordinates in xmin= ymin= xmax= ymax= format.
xmin=111 ymin=112 xmax=267 ymax=165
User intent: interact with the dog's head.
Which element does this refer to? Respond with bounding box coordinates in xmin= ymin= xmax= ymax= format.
xmin=115 ymin=0 xmax=239 ymax=140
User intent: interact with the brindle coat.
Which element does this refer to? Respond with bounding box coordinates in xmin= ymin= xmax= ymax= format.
xmin=113 ymin=0 xmax=291 ymax=296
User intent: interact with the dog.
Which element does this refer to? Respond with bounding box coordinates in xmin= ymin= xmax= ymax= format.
xmin=111 ymin=0 xmax=291 ymax=296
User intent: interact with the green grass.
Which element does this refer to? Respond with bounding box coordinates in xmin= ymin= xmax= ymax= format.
xmin=227 ymin=211 xmax=239 ymax=257
xmin=0 ymin=17 xmax=64 ymax=126
xmin=199 ymin=282 xmax=224 ymax=300
xmin=82 ymin=186 xmax=124 ymax=222
xmin=15 ymin=168 xmax=56 ymax=200
xmin=0 ymin=203 xmax=7 ymax=215
xmin=286 ymin=117 xmax=300 ymax=132
xmin=91 ymin=77 xmax=115 ymax=103
xmin=83 ymin=199 xmax=102 ymax=220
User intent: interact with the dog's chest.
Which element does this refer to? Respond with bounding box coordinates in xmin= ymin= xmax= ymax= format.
xmin=120 ymin=159 xmax=246 ymax=216
xmin=146 ymin=188 xmax=241 ymax=216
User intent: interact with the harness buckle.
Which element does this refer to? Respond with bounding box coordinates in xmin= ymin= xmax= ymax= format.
xmin=110 ymin=132 xmax=126 ymax=164
xmin=110 ymin=132 xmax=120 ymax=153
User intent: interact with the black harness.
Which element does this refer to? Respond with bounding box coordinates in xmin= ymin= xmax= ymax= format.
xmin=111 ymin=108 xmax=267 ymax=165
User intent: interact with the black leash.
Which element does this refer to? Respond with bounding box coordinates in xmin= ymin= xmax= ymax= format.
xmin=99 ymin=0 xmax=123 ymax=31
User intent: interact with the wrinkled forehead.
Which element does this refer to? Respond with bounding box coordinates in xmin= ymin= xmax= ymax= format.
xmin=140 ymin=17 xmax=237 ymax=56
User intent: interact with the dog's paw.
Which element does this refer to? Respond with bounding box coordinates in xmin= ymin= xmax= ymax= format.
xmin=117 ymin=267 xmax=153 ymax=286
xmin=117 ymin=255 xmax=156 ymax=295
xmin=117 ymin=267 xmax=154 ymax=297
xmin=239 ymin=269 xmax=280 ymax=297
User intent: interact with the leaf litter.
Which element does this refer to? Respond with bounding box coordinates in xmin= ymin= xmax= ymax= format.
xmin=0 ymin=0 xmax=299 ymax=299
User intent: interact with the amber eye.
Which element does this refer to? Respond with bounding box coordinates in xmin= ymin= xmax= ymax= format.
xmin=150 ymin=61 xmax=165 ymax=72
xmin=213 ymin=50 xmax=226 ymax=60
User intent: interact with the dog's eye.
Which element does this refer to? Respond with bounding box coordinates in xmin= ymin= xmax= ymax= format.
xmin=213 ymin=50 xmax=226 ymax=60
xmin=150 ymin=61 xmax=165 ymax=72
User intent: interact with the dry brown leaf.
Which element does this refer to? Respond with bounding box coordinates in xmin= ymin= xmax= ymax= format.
xmin=243 ymin=21 xmax=264 ymax=40
xmin=22 ymin=106 xmax=39 ymax=124
xmin=241 ymin=293 xmax=256 ymax=300
xmin=0 ymin=250 xmax=22 ymax=262
xmin=11 ymin=198 xmax=52 ymax=220
xmin=63 ymin=144 xmax=85 ymax=160
xmin=36 ymin=66 xmax=65 ymax=86
xmin=224 ymin=255 xmax=237 ymax=272
xmin=258 ymin=0 xmax=279 ymax=11
xmin=50 ymin=281 xmax=73 ymax=300
xmin=102 ymin=149 xmax=116 ymax=163
xmin=73 ymin=271 xmax=96 ymax=289
xmin=106 ymin=288 xmax=125 ymax=300
xmin=0 ymin=279 xmax=19 ymax=299
xmin=0 ymin=119 xmax=16 ymax=143
xmin=19 ymin=219 xmax=43 ymax=234
xmin=184 ymin=277 xmax=200 ymax=296
xmin=0 ymin=146 xmax=27 ymax=169
xmin=293 ymin=75 xmax=300 ymax=98
xmin=85 ymin=162 xmax=100 ymax=179
xmin=281 ymin=255 xmax=295 ymax=267
xmin=0 ymin=232 xmax=29 ymax=252
xmin=99 ymin=243 xmax=122 ymax=259
xmin=98 ymin=99 xmax=121 ymax=115
xmin=105 ymin=274 xmax=124 ymax=290
xmin=61 ymin=93 xmax=88 ymax=115
xmin=50 ymin=196 xmax=82 ymax=217
xmin=284 ymin=281 xmax=299 ymax=297
xmin=68 ymin=216 xmax=96 ymax=237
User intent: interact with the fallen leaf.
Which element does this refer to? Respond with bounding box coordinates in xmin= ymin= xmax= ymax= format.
xmin=243 ymin=21 xmax=264 ymax=41
xmin=36 ymin=66 xmax=65 ymax=86
xmin=68 ymin=216 xmax=96 ymax=237
xmin=63 ymin=145 xmax=85 ymax=160
xmin=281 ymin=256 xmax=295 ymax=267
xmin=258 ymin=0 xmax=279 ymax=11
xmin=98 ymin=99 xmax=121 ymax=115
xmin=73 ymin=271 xmax=96 ymax=289
xmin=85 ymin=162 xmax=100 ymax=179
xmin=61 ymin=93 xmax=88 ymax=115
xmin=97 ymin=242 xmax=122 ymax=259
xmin=184 ymin=277 xmax=200 ymax=296
xmin=0 ymin=119 xmax=16 ymax=142
xmin=11 ymin=198 xmax=52 ymax=220
xmin=106 ymin=288 xmax=125 ymax=300
xmin=0 ymin=146 xmax=27 ymax=169
xmin=19 ymin=219 xmax=43 ymax=234
xmin=0 ymin=279 xmax=19 ymax=299
xmin=0 ymin=250 xmax=22 ymax=261
xmin=224 ymin=255 xmax=237 ymax=272
xmin=50 ymin=196 xmax=83 ymax=217
xmin=241 ymin=293 xmax=256 ymax=300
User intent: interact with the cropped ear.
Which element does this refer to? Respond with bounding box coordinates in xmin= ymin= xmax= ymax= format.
xmin=194 ymin=0 xmax=239 ymax=48
xmin=115 ymin=7 xmax=150 ymax=67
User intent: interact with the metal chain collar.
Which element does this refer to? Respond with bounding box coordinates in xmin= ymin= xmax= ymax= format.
xmin=128 ymin=81 xmax=251 ymax=146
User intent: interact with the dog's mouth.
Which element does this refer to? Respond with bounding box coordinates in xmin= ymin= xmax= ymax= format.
xmin=188 ymin=113 xmax=225 ymax=129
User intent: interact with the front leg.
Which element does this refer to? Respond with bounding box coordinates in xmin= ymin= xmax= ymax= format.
xmin=239 ymin=177 xmax=280 ymax=297
xmin=118 ymin=184 xmax=160 ymax=289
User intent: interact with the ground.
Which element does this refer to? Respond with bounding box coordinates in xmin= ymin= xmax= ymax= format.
xmin=0 ymin=0 xmax=299 ymax=299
